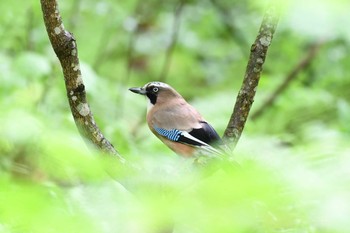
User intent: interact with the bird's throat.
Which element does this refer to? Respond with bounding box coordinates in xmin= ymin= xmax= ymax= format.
xmin=147 ymin=100 xmax=154 ymax=113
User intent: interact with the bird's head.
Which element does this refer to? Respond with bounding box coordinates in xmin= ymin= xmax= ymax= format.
xmin=129 ymin=81 xmax=182 ymax=105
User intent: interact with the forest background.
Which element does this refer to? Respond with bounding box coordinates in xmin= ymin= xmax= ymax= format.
xmin=1 ymin=0 xmax=350 ymax=232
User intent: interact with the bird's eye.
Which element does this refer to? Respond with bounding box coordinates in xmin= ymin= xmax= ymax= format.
xmin=152 ymin=87 xmax=159 ymax=93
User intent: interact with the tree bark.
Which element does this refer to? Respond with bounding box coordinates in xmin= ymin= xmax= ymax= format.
xmin=40 ymin=0 xmax=124 ymax=162
xmin=223 ymin=3 xmax=280 ymax=149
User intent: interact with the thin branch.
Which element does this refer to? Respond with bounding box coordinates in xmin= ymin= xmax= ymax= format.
xmin=209 ymin=0 xmax=248 ymax=56
xmin=92 ymin=9 xmax=116 ymax=71
xmin=251 ymin=42 xmax=323 ymax=120
xmin=40 ymin=0 xmax=124 ymax=162
xmin=25 ymin=7 xmax=35 ymax=51
xmin=124 ymin=0 xmax=143 ymax=85
xmin=223 ymin=3 xmax=280 ymax=148
xmin=67 ymin=0 xmax=81 ymax=31
xmin=124 ymin=27 xmax=138 ymax=84
xmin=158 ymin=1 xmax=184 ymax=82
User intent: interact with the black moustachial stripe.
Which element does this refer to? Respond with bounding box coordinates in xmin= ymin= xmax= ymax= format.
xmin=147 ymin=92 xmax=157 ymax=104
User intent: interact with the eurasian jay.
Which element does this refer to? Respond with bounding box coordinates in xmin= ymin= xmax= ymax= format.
xmin=129 ymin=81 xmax=223 ymax=157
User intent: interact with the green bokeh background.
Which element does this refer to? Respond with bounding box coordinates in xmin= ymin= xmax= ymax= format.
xmin=1 ymin=0 xmax=349 ymax=232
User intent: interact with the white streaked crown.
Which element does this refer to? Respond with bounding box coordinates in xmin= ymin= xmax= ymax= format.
xmin=144 ymin=81 xmax=170 ymax=89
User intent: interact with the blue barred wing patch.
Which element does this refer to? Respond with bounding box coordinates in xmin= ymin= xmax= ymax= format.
xmin=154 ymin=127 xmax=182 ymax=142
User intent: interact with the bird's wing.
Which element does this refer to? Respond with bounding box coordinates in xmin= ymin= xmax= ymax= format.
xmin=153 ymin=125 xmax=222 ymax=156
xmin=149 ymin=101 xmax=224 ymax=156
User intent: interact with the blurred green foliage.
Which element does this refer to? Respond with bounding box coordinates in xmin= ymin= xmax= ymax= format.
xmin=1 ymin=0 xmax=350 ymax=232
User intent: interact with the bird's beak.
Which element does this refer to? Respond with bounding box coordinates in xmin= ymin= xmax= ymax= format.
xmin=129 ymin=87 xmax=147 ymax=95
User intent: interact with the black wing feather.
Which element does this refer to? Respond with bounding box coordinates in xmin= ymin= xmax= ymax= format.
xmin=187 ymin=121 xmax=221 ymax=146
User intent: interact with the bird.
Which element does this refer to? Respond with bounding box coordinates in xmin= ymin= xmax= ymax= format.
xmin=129 ymin=81 xmax=224 ymax=157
